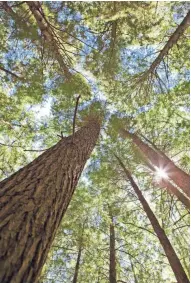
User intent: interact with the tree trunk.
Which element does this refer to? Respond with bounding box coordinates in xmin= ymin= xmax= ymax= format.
xmin=147 ymin=10 xmax=190 ymax=74
xmin=143 ymin=155 xmax=190 ymax=210
xmin=121 ymin=129 xmax=190 ymax=198
xmin=158 ymin=179 xmax=190 ymax=211
xmin=130 ymin=257 xmax=138 ymax=283
xmin=0 ymin=2 xmax=18 ymax=18
xmin=72 ymin=246 xmax=82 ymax=283
xmin=0 ymin=118 xmax=100 ymax=283
xmin=72 ymin=221 xmax=85 ymax=283
xmin=109 ymin=215 xmax=117 ymax=283
xmin=116 ymin=155 xmax=189 ymax=283
xmin=27 ymin=1 xmax=71 ymax=79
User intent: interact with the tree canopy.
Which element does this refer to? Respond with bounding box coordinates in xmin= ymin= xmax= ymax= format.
xmin=0 ymin=1 xmax=190 ymax=282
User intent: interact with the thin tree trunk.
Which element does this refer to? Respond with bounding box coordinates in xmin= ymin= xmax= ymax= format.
xmin=121 ymin=129 xmax=190 ymax=198
xmin=143 ymin=154 xmax=190 ymax=210
xmin=109 ymin=215 xmax=117 ymax=283
xmin=158 ymin=179 xmax=190 ymax=210
xmin=0 ymin=118 xmax=100 ymax=283
xmin=147 ymin=10 xmax=190 ymax=75
xmin=0 ymin=2 xmax=31 ymax=28
xmin=72 ymin=246 xmax=82 ymax=283
xmin=2 ymin=1 xmax=71 ymax=78
xmin=130 ymin=257 xmax=138 ymax=283
xmin=0 ymin=1 xmax=18 ymax=18
xmin=115 ymin=155 xmax=189 ymax=283
xmin=72 ymin=221 xmax=85 ymax=283
xmin=27 ymin=1 xmax=71 ymax=79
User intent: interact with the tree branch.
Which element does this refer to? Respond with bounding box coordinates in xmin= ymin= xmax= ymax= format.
xmin=147 ymin=10 xmax=190 ymax=75
xmin=0 ymin=65 xmax=23 ymax=80
xmin=0 ymin=142 xmax=47 ymax=152
xmin=73 ymin=95 xmax=81 ymax=135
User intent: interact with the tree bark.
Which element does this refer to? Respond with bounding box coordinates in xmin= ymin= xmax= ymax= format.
xmin=121 ymin=129 xmax=190 ymax=198
xmin=27 ymin=1 xmax=71 ymax=79
xmin=109 ymin=215 xmax=117 ymax=283
xmin=147 ymin=10 xmax=190 ymax=75
xmin=115 ymin=155 xmax=189 ymax=283
xmin=0 ymin=118 xmax=100 ymax=283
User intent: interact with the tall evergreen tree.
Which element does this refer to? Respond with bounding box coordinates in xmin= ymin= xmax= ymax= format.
xmin=109 ymin=212 xmax=117 ymax=283
xmin=115 ymin=154 xmax=189 ymax=283
xmin=0 ymin=116 xmax=101 ymax=283
xmin=120 ymin=129 xmax=190 ymax=197
xmin=0 ymin=2 xmax=189 ymax=282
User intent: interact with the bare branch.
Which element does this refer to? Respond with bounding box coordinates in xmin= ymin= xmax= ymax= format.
xmin=0 ymin=142 xmax=47 ymax=152
xmin=0 ymin=65 xmax=23 ymax=80
xmin=73 ymin=95 xmax=81 ymax=135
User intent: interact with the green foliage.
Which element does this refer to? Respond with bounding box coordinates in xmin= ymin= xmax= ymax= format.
xmin=0 ymin=1 xmax=189 ymax=282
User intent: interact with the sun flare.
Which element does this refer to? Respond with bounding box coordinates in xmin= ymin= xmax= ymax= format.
xmin=155 ymin=167 xmax=168 ymax=180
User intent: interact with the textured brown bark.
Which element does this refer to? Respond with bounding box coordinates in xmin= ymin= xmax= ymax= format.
xmin=27 ymin=1 xmax=71 ymax=79
xmin=109 ymin=215 xmax=117 ymax=283
xmin=147 ymin=10 xmax=190 ymax=74
xmin=116 ymin=155 xmax=189 ymax=283
xmin=121 ymin=129 xmax=190 ymax=198
xmin=72 ymin=245 xmax=82 ymax=283
xmin=0 ymin=118 xmax=100 ymax=283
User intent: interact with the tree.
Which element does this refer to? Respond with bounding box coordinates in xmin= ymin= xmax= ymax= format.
xmin=72 ymin=245 xmax=82 ymax=283
xmin=72 ymin=223 xmax=84 ymax=283
xmin=120 ymin=128 xmax=190 ymax=198
xmin=0 ymin=2 xmax=189 ymax=282
xmin=115 ymin=155 xmax=189 ymax=283
xmin=133 ymin=146 xmax=190 ymax=210
xmin=109 ymin=211 xmax=117 ymax=283
xmin=27 ymin=1 xmax=71 ymax=79
xmin=140 ymin=10 xmax=190 ymax=79
xmin=0 ymin=115 xmax=101 ymax=283
xmin=157 ymin=177 xmax=190 ymax=210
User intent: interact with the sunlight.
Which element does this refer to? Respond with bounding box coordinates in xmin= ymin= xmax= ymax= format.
xmin=155 ymin=167 xmax=169 ymax=180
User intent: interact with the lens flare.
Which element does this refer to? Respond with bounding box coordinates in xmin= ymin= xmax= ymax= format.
xmin=155 ymin=167 xmax=168 ymax=180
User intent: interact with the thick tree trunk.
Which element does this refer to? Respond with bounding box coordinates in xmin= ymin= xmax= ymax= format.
xmin=109 ymin=216 xmax=117 ymax=283
xmin=0 ymin=118 xmax=100 ymax=283
xmin=116 ymin=155 xmax=189 ymax=283
xmin=121 ymin=129 xmax=190 ymax=198
xmin=147 ymin=10 xmax=190 ymax=74
xmin=72 ymin=246 xmax=82 ymax=283
xmin=27 ymin=1 xmax=71 ymax=79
